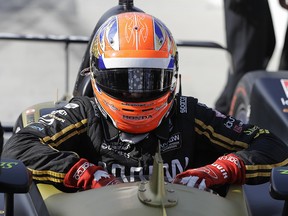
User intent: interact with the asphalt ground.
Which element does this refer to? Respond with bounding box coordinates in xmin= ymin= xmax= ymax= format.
xmin=0 ymin=0 xmax=287 ymax=131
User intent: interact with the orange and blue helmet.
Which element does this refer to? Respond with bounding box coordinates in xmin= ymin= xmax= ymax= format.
xmin=90 ymin=12 xmax=178 ymax=134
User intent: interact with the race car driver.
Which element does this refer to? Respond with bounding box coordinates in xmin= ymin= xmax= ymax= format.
xmin=3 ymin=12 xmax=288 ymax=193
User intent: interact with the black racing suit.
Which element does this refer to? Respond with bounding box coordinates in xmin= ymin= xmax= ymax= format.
xmin=3 ymin=95 xmax=288 ymax=191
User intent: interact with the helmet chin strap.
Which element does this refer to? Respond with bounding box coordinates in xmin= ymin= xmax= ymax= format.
xmin=119 ymin=132 xmax=149 ymax=144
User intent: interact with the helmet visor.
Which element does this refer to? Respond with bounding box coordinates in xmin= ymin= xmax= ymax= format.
xmin=93 ymin=68 xmax=175 ymax=102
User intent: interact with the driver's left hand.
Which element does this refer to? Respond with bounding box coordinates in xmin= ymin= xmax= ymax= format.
xmin=173 ymin=154 xmax=246 ymax=190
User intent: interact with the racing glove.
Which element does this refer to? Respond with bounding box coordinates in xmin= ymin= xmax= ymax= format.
xmin=173 ymin=154 xmax=246 ymax=190
xmin=63 ymin=158 xmax=119 ymax=190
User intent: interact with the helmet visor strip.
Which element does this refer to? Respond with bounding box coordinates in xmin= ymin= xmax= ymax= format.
xmin=93 ymin=68 xmax=174 ymax=102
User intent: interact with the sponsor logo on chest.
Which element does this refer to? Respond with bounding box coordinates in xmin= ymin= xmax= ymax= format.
xmin=161 ymin=132 xmax=182 ymax=153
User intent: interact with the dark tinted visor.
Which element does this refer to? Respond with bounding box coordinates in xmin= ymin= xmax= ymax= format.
xmin=93 ymin=68 xmax=174 ymax=102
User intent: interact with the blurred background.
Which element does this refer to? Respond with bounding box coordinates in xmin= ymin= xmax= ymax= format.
xmin=0 ymin=0 xmax=287 ymax=130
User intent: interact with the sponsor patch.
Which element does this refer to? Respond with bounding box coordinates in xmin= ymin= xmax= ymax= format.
xmin=179 ymin=96 xmax=187 ymax=113
xmin=224 ymin=116 xmax=236 ymax=129
xmin=38 ymin=113 xmax=65 ymax=125
xmin=101 ymin=142 xmax=131 ymax=159
xmin=29 ymin=125 xmax=44 ymax=132
xmin=103 ymin=157 xmax=190 ymax=183
xmin=244 ymin=126 xmax=259 ymax=135
xmin=51 ymin=110 xmax=67 ymax=116
xmin=224 ymin=116 xmax=243 ymax=133
xmin=161 ymin=133 xmax=182 ymax=153
xmin=64 ymin=103 xmax=79 ymax=109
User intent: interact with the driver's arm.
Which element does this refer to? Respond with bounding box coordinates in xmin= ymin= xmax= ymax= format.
xmin=2 ymin=96 xmax=116 ymax=190
xmin=174 ymin=103 xmax=288 ymax=189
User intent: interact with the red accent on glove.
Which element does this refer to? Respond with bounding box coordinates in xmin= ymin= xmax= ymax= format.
xmin=64 ymin=158 xmax=119 ymax=190
xmin=173 ymin=154 xmax=246 ymax=188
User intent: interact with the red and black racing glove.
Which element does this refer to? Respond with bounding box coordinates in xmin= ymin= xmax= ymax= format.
xmin=64 ymin=158 xmax=119 ymax=190
xmin=173 ymin=154 xmax=246 ymax=190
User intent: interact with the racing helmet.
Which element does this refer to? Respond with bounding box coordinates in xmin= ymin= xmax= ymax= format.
xmin=90 ymin=12 xmax=178 ymax=134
